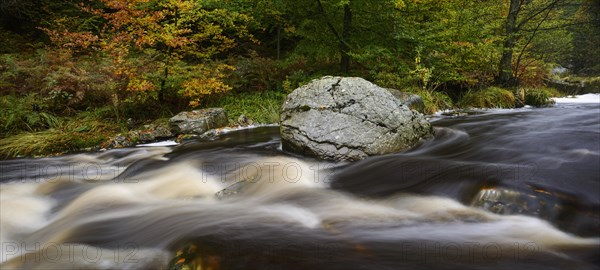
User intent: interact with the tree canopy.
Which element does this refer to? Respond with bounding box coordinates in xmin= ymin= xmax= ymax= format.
xmin=1 ymin=0 xmax=598 ymax=104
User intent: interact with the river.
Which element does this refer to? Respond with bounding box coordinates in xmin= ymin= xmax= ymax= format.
xmin=1 ymin=95 xmax=599 ymax=269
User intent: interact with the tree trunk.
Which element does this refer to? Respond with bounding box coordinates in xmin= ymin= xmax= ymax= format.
xmin=315 ymin=0 xmax=352 ymax=73
xmin=497 ymin=0 xmax=521 ymax=87
xmin=341 ymin=3 xmax=352 ymax=74
xmin=276 ymin=26 xmax=281 ymax=60
xmin=158 ymin=66 xmax=168 ymax=102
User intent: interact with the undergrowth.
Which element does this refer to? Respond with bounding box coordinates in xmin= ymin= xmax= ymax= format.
xmin=0 ymin=106 xmax=121 ymax=158
xmin=459 ymin=87 xmax=516 ymax=109
xmin=208 ymin=91 xmax=287 ymax=124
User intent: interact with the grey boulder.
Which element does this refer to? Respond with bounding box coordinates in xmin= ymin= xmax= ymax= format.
xmin=169 ymin=108 xmax=228 ymax=135
xmin=280 ymin=76 xmax=433 ymax=161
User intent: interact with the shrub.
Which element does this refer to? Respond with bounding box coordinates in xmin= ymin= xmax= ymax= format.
xmin=228 ymin=52 xmax=282 ymax=92
xmin=515 ymin=59 xmax=549 ymax=87
xmin=459 ymin=87 xmax=516 ymax=109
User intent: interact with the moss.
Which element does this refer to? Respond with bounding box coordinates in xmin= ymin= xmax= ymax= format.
xmin=459 ymin=87 xmax=516 ymax=109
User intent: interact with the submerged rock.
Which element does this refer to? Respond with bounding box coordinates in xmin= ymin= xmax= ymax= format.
xmin=168 ymin=244 xmax=219 ymax=270
xmin=107 ymin=122 xmax=174 ymax=148
xmin=441 ymin=109 xmax=484 ymax=117
xmin=280 ymin=76 xmax=433 ymax=161
xmin=471 ymin=186 xmax=562 ymax=217
xmin=215 ymin=180 xmax=249 ymax=200
xmin=137 ymin=123 xmax=174 ymax=142
xmin=169 ymin=108 xmax=229 ymax=135
xmin=471 ymin=184 xmax=600 ymax=237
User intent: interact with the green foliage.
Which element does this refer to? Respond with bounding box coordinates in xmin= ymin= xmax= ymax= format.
xmin=572 ymin=0 xmax=600 ymax=75
xmin=227 ymin=53 xmax=326 ymax=94
xmin=0 ymin=94 xmax=61 ymax=135
xmin=208 ymin=91 xmax=287 ymax=124
xmin=404 ymin=87 xmax=454 ymax=114
xmin=0 ymin=0 xmax=595 ymax=158
xmin=282 ymin=70 xmax=324 ymax=93
xmin=399 ymin=0 xmax=501 ymax=89
xmin=228 ymin=53 xmax=282 ymax=92
xmin=0 ymin=27 xmax=30 ymax=53
xmin=0 ymin=52 xmax=45 ymax=92
xmin=372 ymin=72 xmax=453 ymax=114
xmin=0 ymin=106 xmax=119 ymax=157
xmin=517 ymin=87 xmax=560 ymax=107
xmin=0 ymin=129 xmax=107 ymax=158
xmin=459 ymin=87 xmax=516 ymax=109
xmin=1 ymin=50 xmax=115 ymax=111
xmin=372 ymin=71 xmax=413 ymax=91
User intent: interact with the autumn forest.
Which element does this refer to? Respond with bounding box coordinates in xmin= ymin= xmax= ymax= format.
xmin=0 ymin=0 xmax=599 ymax=157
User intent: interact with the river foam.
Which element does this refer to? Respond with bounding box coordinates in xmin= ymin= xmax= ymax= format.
xmin=553 ymin=93 xmax=600 ymax=104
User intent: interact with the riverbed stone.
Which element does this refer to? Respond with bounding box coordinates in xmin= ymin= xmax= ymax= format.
xmin=169 ymin=108 xmax=229 ymax=135
xmin=110 ymin=134 xmax=133 ymax=148
xmin=136 ymin=124 xmax=173 ymax=142
xmin=280 ymin=76 xmax=433 ymax=161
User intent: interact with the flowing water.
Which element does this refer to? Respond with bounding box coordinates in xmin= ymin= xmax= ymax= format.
xmin=1 ymin=97 xmax=599 ymax=269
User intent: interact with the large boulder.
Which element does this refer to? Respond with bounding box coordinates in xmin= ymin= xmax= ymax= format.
xmin=280 ymin=76 xmax=433 ymax=161
xmin=169 ymin=108 xmax=229 ymax=135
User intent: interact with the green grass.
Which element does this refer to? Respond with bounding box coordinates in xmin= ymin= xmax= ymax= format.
xmin=0 ymin=105 xmax=122 ymax=158
xmin=518 ymin=87 xmax=560 ymax=107
xmin=208 ymin=91 xmax=287 ymax=124
xmin=0 ymin=130 xmax=105 ymax=158
xmin=396 ymin=87 xmax=454 ymax=114
xmin=459 ymin=87 xmax=516 ymax=109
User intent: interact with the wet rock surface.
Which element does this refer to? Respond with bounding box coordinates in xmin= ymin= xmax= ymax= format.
xmin=108 ymin=123 xmax=174 ymax=148
xmin=169 ymin=108 xmax=229 ymax=135
xmin=471 ymin=184 xmax=600 ymax=237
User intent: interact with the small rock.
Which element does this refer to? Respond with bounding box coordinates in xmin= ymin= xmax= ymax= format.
xmin=197 ymin=129 xmax=219 ymax=140
xmin=111 ymin=134 xmax=132 ymax=148
xmin=441 ymin=110 xmax=483 ymax=117
xmin=215 ymin=180 xmax=249 ymax=199
xmin=176 ymin=134 xmax=196 ymax=143
xmin=169 ymin=108 xmax=229 ymax=135
xmin=138 ymin=131 xmax=155 ymax=142
xmin=237 ymin=114 xmax=253 ymax=126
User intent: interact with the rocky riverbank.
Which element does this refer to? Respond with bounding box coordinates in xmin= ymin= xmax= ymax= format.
xmin=106 ymin=109 xmax=262 ymax=149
